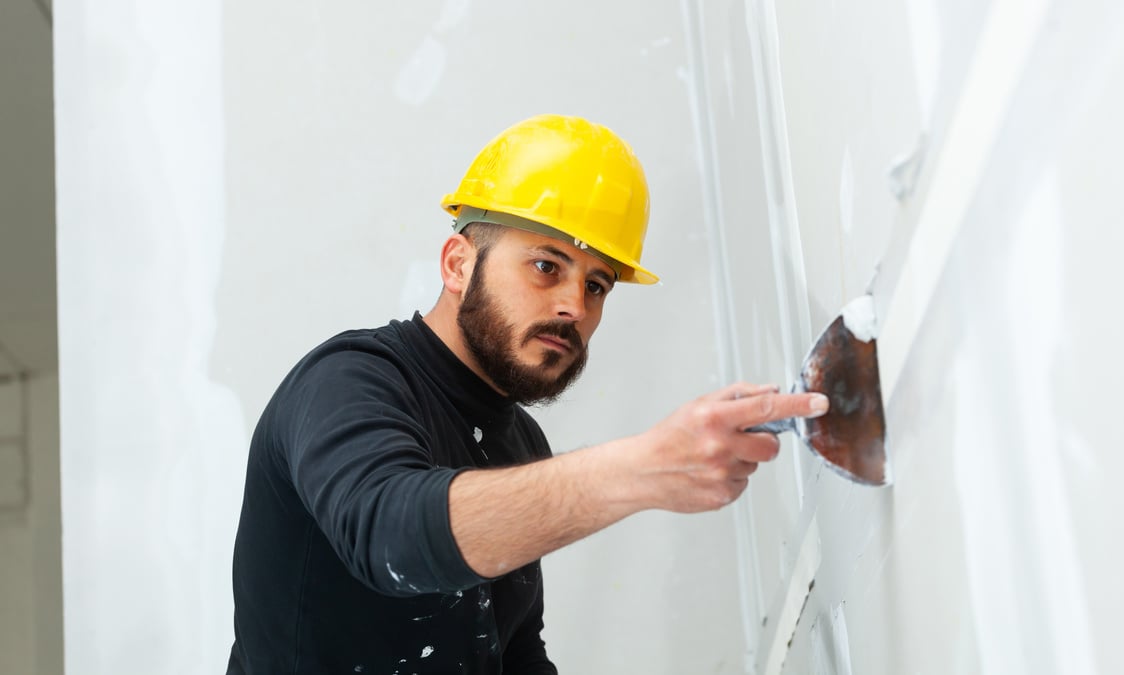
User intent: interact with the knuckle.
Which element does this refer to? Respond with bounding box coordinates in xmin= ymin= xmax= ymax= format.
xmin=703 ymin=465 xmax=728 ymax=485
xmin=692 ymin=403 xmax=721 ymax=428
xmin=700 ymin=438 xmax=727 ymax=463
xmin=754 ymin=394 xmax=775 ymax=419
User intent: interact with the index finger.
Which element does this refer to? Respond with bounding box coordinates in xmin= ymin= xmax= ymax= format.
xmin=700 ymin=382 xmax=779 ymax=403
xmin=735 ymin=391 xmax=829 ymax=428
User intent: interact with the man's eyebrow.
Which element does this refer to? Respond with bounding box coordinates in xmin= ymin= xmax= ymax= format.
xmin=534 ymin=244 xmax=574 ymax=264
xmin=533 ymin=244 xmax=617 ymax=287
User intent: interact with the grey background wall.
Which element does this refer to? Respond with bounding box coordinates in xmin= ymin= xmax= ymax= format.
xmin=2 ymin=0 xmax=1119 ymax=673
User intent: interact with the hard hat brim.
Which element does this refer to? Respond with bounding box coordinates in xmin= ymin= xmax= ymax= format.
xmin=442 ymin=198 xmax=660 ymax=285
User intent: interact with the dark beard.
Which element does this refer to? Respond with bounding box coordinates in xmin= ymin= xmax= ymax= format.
xmin=456 ymin=260 xmax=588 ymax=405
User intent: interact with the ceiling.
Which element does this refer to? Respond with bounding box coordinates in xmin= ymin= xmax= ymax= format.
xmin=0 ymin=0 xmax=55 ymax=377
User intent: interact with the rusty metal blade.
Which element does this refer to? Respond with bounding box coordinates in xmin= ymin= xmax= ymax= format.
xmin=798 ymin=315 xmax=889 ymax=486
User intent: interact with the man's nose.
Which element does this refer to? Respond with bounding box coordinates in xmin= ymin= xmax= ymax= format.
xmin=553 ymin=279 xmax=587 ymax=322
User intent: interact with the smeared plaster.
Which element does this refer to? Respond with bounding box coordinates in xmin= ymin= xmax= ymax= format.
xmin=886 ymin=134 xmax=927 ymax=201
xmin=393 ymin=0 xmax=471 ymax=106
xmin=432 ymin=0 xmax=471 ymax=35
xmin=810 ymin=602 xmax=854 ymax=675
xmin=393 ymin=36 xmax=446 ymax=106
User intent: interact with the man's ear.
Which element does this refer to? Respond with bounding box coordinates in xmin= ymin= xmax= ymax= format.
xmin=439 ymin=233 xmax=475 ymax=295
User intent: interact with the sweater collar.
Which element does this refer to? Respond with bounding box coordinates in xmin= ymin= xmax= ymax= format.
xmin=400 ymin=311 xmax=516 ymax=426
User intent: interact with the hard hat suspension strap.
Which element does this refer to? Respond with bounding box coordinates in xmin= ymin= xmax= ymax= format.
xmin=451 ymin=206 xmax=624 ymax=280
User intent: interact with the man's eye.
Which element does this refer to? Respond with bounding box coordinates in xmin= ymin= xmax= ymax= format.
xmin=534 ymin=260 xmax=557 ymax=274
xmin=586 ymin=281 xmax=607 ymax=296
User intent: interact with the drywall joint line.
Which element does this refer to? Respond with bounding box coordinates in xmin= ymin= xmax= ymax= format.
xmin=744 ymin=0 xmax=813 ymax=505
xmin=679 ymin=0 xmax=762 ymax=662
xmin=760 ymin=515 xmax=822 ymax=675
xmin=876 ymin=0 xmax=1051 ymax=402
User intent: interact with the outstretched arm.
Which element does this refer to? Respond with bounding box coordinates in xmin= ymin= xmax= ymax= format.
xmin=449 ymin=383 xmax=828 ymax=577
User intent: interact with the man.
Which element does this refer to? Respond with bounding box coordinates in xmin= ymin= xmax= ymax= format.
xmin=227 ymin=114 xmax=828 ymax=674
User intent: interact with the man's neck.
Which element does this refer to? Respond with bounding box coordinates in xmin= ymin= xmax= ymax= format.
xmin=422 ymin=297 xmax=507 ymax=396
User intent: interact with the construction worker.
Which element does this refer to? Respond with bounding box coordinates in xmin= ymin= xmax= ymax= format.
xmin=226 ymin=114 xmax=829 ymax=674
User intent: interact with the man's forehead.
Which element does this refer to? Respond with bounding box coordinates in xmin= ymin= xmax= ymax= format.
xmin=503 ymin=228 xmax=617 ymax=279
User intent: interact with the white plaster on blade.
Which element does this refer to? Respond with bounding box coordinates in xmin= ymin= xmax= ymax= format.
xmin=840 ymin=295 xmax=877 ymax=343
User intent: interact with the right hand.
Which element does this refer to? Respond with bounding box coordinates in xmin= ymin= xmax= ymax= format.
xmin=632 ymin=382 xmax=829 ymax=513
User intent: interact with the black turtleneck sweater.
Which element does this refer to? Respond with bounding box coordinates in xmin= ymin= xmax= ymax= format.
xmin=227 ymin=313 xmax=558 ymax=674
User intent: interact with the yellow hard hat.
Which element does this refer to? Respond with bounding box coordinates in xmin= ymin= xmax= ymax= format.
xmin=441 ymin=114 xmax=658 ymax=284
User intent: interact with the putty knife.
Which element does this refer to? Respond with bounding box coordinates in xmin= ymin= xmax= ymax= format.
xmin=746 ymin=295 xmax=890 ymax=486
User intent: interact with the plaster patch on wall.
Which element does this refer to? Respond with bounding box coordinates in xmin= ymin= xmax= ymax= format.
xmin=809 ymin=602 xmax=854 ymax=675
xmin=431 ymin=0 xmax=471 ymax=35
xmin=761 ymin=518 xmax=821 ymax=675
xmin=393 ymin=36 xmax=447 ymax=106
xmin=886 ymin=134 xmax=926 ymax=201
xmin=395 ymin=0 xmax=470 ymax=106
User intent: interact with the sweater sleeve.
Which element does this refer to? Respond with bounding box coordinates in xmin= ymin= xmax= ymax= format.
xmin=277 ymin=350 xmax=488 ymax=597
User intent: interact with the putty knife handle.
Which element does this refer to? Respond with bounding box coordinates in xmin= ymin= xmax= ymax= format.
xmin=744 ymin=418 xmax=796 ymax=435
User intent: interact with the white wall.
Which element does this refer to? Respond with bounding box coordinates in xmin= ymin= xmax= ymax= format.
xmin=55 ymin=1 xmax=746 ymax=673
xmin=703 ymin=0 xmax=1124 ymax=672
xmin=55 ymin=1 xmax=241 ymax=671
xmin=54 ymin=0 xmax=1124 ymax=673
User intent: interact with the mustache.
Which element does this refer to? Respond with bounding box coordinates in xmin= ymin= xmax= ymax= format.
xmin=523 ymin=320 xmax=583 ymax=351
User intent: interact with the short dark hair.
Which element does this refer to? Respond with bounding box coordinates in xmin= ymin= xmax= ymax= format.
xmin=460 ymin=222 xmax=507 ymax=264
